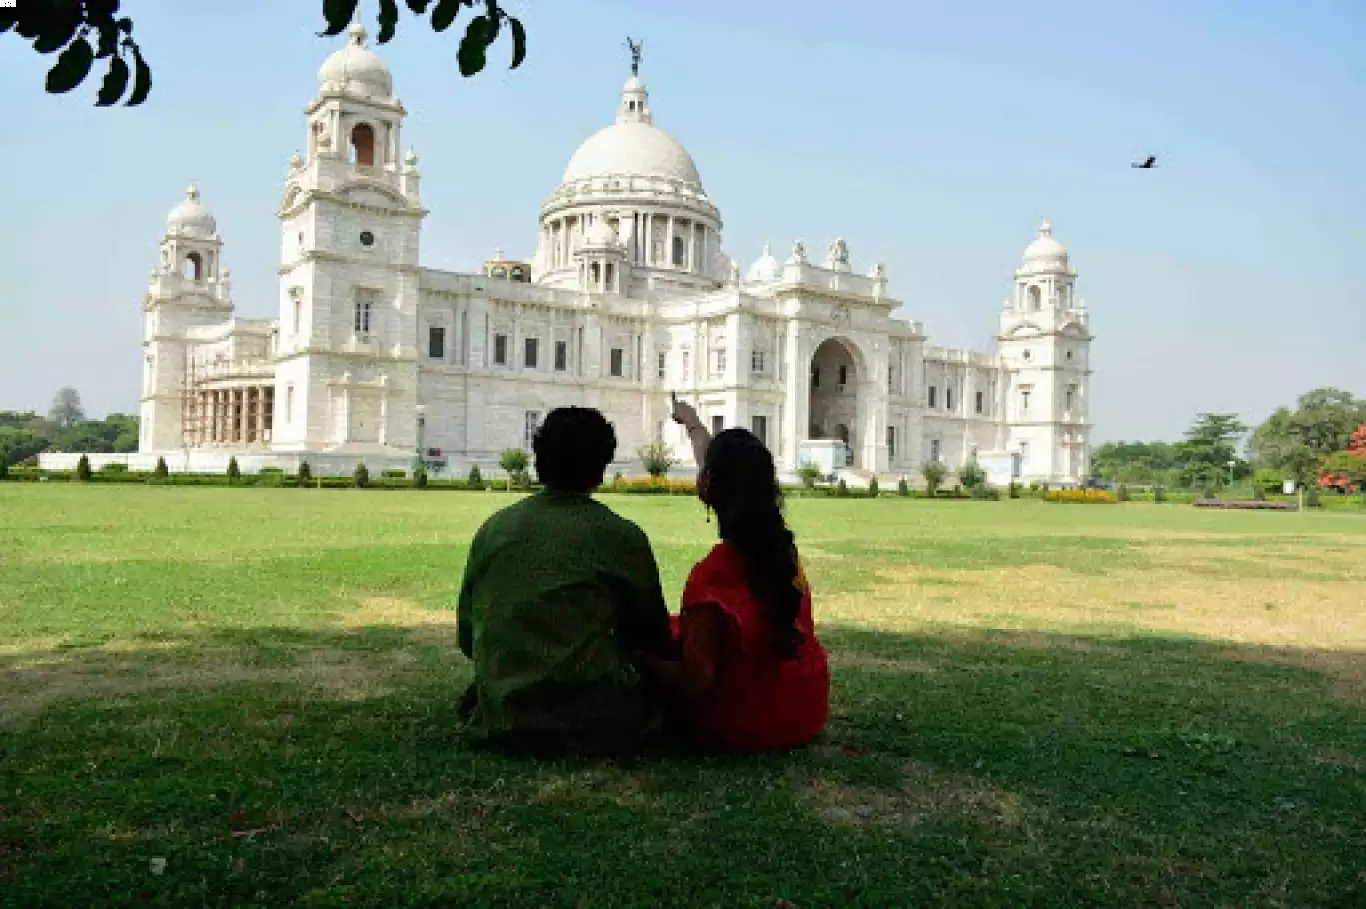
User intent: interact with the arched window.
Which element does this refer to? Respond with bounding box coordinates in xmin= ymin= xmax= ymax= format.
xmin=183 ymin=252 xmax=203 ymax=281
xmin=350 ymin=123 xmax=376 ymax=167
xmin=510 ymin=266 xmax=526 ymax=282
xmin=1027 ymin=285 xmax=1042 ymax=311
xmin=672 ymin=236 xmax=685 ymax=266
xmin=604 ymin=263 xmax=615 ymax=290
xmin=590 ymin=262 xmax=601 ymax=286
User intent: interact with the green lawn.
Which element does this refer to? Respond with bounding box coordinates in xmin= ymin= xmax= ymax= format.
xmin=2 ymin=485 xmax=1365 ymax=908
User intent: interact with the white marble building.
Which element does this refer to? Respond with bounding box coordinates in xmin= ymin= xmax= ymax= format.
xmin=45 ymin=25 xmax=1093 ymax=485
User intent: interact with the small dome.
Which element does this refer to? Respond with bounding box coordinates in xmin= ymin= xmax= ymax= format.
xmin=167 ymin=183 xmax=216 ymax=237
xmin=1020 ymin=219 xmax=1069 ymax=272
xmin=582 ymin=219 xmax=620 ymax=248
xmin=745 ymin=243 xmax=781 ymax=283
xmin=318 ymin=23 xmax=393 ymax=98
xmin=562 ymin=121 xmax=702 ymax=187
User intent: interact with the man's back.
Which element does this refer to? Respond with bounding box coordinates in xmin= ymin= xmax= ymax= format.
xmin=457 ymin=490 xmax=672 ymax=749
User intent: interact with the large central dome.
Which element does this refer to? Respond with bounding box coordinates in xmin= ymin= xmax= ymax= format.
xmin=557 ymin=74 xmax=704 ymax=190
xmin=562 ymin=121 xmax=702 ymax=187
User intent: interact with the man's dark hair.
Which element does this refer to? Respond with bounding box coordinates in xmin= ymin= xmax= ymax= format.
xmin=532 ymin=407 xmax=617 ymax=493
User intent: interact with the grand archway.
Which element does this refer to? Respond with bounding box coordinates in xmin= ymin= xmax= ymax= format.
xmin=808 ymin=337 xmax=862 ymax=468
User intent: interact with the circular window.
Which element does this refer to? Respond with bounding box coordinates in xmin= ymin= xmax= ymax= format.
xmin=359 ymin=230 xmax=375 ymax=247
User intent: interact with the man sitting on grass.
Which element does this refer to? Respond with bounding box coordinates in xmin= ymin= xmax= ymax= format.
xmin=456 ymin=406 xmax=675 ymax=752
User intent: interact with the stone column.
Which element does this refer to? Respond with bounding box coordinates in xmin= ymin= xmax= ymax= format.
xmin=255 ymin=386 xmax=266 ymax=445
xmin=666 ymin=215 xmax=675 ymax=267
xmin=779 ymin=321 xmax=810 ymax=473
xmin=235 ymin=389 xmax=246 ymax=444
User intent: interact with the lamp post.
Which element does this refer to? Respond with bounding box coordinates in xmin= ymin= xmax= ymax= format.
xmin=414 ymin=404 xmax=426 ymax=476
xmin=1227 ymin=459 xmax=1236 ymax=489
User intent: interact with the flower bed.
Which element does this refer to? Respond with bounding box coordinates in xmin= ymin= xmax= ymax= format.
xmin=1043 ymin=488 xmax=1117 ymax=504
xmin=1192 ymin=499 xmax=1299 ymax=511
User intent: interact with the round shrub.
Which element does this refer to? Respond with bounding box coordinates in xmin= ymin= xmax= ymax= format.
xmin=76 ymin=455 xmax=92 ymax=482
xmin=297 ymin=461 xmax=313 ymax=486
xmin=353 ymin=463 xmax=370 ymax=489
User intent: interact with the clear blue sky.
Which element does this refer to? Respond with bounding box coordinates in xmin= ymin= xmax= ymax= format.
xmin=2 ymin=0 xmax=1362 ymax=442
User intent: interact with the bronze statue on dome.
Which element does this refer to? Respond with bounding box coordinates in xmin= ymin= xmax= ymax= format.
xmin=626 ymin=37 xmax=643 ymax=76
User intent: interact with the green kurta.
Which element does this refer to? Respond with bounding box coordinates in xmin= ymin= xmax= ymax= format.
xmin=456 ymin=490 xmax=674 ymax=749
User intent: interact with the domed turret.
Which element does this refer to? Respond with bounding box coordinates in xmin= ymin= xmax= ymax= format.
xmin=318 ymin=23 xmax=393 ymax=99
xmin=745 ymin=243 xmax=781 ymax=283
xmin=167 ymin=183 xmax=216 ymax=238
xmin=1018 ymin=219 xmax=1070 ymax=275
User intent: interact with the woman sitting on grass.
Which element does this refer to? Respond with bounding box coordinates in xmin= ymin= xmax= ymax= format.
xmin=634 ymin=397 xmax=830 ymax=752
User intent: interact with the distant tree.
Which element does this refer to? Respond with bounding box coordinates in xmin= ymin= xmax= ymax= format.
xmin=48 ymin=387 xmax=85 ymax=429
xmin=921 ymin=460 xmax=946 ymax=496
xmin=412 ymin=466 xmax=429 ymax=489
xmin=867 ymin=476 xmax=879 ymax=498
xmin=75 ymin=454 xmax=92 ymax=482
xmin=2 ymin=1 xmax=526 ymax=107
xmin=1320 ymin=426 xmax=1366 ymax=492
xmin=297 ymin=461 xmax=312 ymax=486
xmin=1179 ymin=413 xmax=1247 ymax=488
xmin=466 ymin=463 xmax=484 ymax=490
xmin=154 ymin=456 xmax=168 ymax=479
xmin=638 ymin=441 xmax=676 ymax=479
xmin=226 ymin=456 xmax=241 ymax=484
xmin=896 ymin=476 xmax=909 ymax=497
xmin=960 ymin=460 xmax=986 ymax=489
xmin=353 ymin=463 xmax=370 ymax=488
xmin=796 ymin=463 xmax=821 ymax=490
xmin=1250 ymin=388 xmax=1366 ymax=488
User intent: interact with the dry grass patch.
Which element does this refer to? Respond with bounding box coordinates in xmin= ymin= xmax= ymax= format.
xmin=342 ymin=597 xmax=460 ymax=645
xmin=804 ymin=760 xmax=1026 ymax=830
xmin=529 ymin=768 xmax=657 ymax=810
xmin=821 ymin=559 xmax=1366 ymax=651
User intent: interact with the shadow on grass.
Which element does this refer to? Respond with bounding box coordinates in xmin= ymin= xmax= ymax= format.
xmin=2 ymin=624 xmax=1364 ymax=908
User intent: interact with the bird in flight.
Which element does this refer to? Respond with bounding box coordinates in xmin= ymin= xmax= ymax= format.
xmin=1132 ymin=155 xmax=1158 ymax=169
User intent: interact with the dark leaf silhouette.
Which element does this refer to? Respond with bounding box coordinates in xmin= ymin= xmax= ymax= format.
xmin=14 ymin=7 xmax=45 ymax=39
xmin=0 ymin=11 xmax=16 ymax=36
xmin=485 ymin=0 xmax=502 ymax=41
xmin=31 ymin=8 xmax=83 ymax=54
xmin=431 ymin=0 xmax=464 ymax=33
xmin=1131 ymin=155 xmax=1158 ymax=169
xmin=405 ymin=0 xmax=434 ymax=13
xmin=377 ymin=0 xmax=399 ymax=43
xmin=319 ymin=0 xmax=360 ymax=37
xmin=126 ymin=47 xmax=152 ymax=107
xmin=96 ymin=54 xmax=130 ymax=106
xmin=458 ymin=13 xmax=499 ymax=76
xmin=116 ymin=17 xmax=133 ymax=35
xmin=509 ymin=16 xmax=526 ymax=69
xmin=45 ymin=35 xmax=95 ymax=94
xmin=94 ymin=23 xmax=120 ymax=58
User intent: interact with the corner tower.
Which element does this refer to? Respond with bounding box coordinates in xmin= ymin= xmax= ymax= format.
xmin=273 ymin=22 xmax=426 ymax=455
xmin=997 ymin=220 xmax=1094 ymax=483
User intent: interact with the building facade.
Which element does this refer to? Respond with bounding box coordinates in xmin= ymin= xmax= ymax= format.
xmin=47 ymin=25 xmax=1094 ymax=485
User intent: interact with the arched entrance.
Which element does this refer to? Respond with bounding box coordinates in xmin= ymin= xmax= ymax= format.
xmin=808 ymin=337 xmax=863 ymax=468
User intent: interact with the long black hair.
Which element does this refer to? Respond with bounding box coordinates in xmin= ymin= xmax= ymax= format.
xmin=702 ymin=428 xmax=804 ymax=658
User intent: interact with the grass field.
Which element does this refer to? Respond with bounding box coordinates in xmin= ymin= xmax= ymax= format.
xmin=2 ymin=485 xmax=1365 ymax=908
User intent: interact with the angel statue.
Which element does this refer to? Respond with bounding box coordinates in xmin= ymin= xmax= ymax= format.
xmin=626 ymin=37 xmax=643 ymax=76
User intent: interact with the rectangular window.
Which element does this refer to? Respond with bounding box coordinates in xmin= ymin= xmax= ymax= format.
xmin=681 ymin=350 xmax=691 ymax=381
xmin=713 ymin=349 xmax=727 ymax=375
xmin=838 ymin=364 xmax=848 ymax=386
xmin=657 ymin=351 xmax=667 ymax=380
xmin=293 ymin=297 xmax=302 ymax=336
xmin=975 ymin=390 xmax=984 ymax=414
xmin=493 ymin=333 xmax=508 ymax=365
xmin=886 ymin=425 xmax=896 ymax=460
xmin=1019 ymin=440 xmax=1030 ymax=467
xmin=554 ymin=340 xmax=568 ymax=371
xmin=1021 ymin=388 xmax=1032 ymax=413
xmin=711 ymin=415 xmax=725 ymax=436
xmin=752 ymin=415 xmax=768 ymax=446
xmin=524 ymin=337 xmax=539 ymax=369
xmin=930 ymin=439 xmax=941 ymax=462
xmin=524 ymin=411 xmax=540 ymax=450
xmin=285 ymin=385 xmax=294 ymax=424
xmin=946 ymin=388 xmax=954 ymax=411
xmin=927 ymin=385 xmax=937 ymax=408
xmin=610 ymin=348 xmax=624 ymax=377
xmin=1065 ymin=386 xmax=1076 ymax=412
xmin=888 ymin=365 xmax=894 ymax=390
xmin=751 ymin=350 xmax=766 ymax=374
xmin=428 ymin=325 xmax=445 ymax=359
xmin=353 ymin=300 xmax=372 ymax=336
